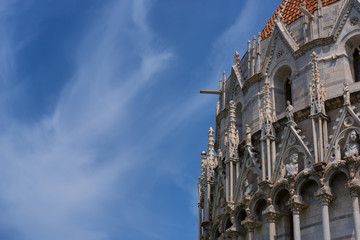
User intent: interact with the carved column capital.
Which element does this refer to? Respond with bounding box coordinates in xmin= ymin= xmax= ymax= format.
xmin=241 ymin=217 xmax=260 ymax=232
xmin=263 ymin=205 xmax=281 ymax=223
xmin=286 ymin=195 xmax=307 ymax=214
xmin=346 ymin=179 xmax=360 ymax=198
xmin=315 ymin=187 xmax=335 ymax=206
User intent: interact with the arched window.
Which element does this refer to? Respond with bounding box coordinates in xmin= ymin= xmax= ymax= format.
xmin=275 ymin=189 xmax=294 ymax=240
xmin=353 ymin=48 xmax=360 ymax=82
xmin=274 ymin=66 xmax=292 ymax=115
xmin=237 ymin=209 xmax=247 ymax=236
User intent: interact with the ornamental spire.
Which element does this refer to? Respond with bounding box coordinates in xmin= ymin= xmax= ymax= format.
xmin=207 ymin=127 xmax=216 ymax=181
xmin=261 ymin=74 xmax=274 ymax=137
xmin=310 ymin=52 xmax=325 ymax=115
xmin=225 ymin=101 xmax=239 ymax=159
xmin=207 ymin=127 xmax=215 ymax=163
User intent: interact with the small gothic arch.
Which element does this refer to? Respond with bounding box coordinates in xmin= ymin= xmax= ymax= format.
xmin=274 ymin=188 xmax=294 ymax=240
xmin=252 ymin=197 xmax=268 ymax=223
xmin=273 ymin=65 xmax=293 ymax=115
xmin=324 ymin=161 xmax=350 ymax=187
xmin=270 ymin=178 xmax=291 ymax=201
xmin=299 ymin=180 xmax=320 ymax=205
xmin=224 ymin=215 xmax=232 ymax=231
xmin=295 ymin=170 xmax=321 ymax=195
xmin=236 ymin=208 xmax=247 ymax=236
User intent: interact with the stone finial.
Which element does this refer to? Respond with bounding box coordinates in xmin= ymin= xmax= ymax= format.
xmin=248 ymin=40 xmax=251 ymax=52
xmin=257 ymin=32 xmax=261 ymax=54
xmin=343 ymin=81 xmax=350 ymax=106
xmin=234 ymin=51 xmax=240 ymax=65
xmin=252 ymin=36 xmax=256 ymax=51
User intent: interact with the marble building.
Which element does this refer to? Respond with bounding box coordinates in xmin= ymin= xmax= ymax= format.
xmin=198 ymin=0 xmax=360 ymax=239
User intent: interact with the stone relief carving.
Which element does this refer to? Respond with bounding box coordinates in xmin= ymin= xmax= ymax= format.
xmin=244 ymin=178 xmax=256 ymax=196
xmin=350 ymin=16 xmax=359 ymax=26
xmin=344 ymin=130 xmax=360 ymax=160
xmin=285 ymin=153 xmax=299 ymax=177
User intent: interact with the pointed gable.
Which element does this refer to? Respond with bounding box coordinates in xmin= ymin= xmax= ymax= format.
xmin=272 ymin=123 xmax=314 ymax=181
xmin=325 ymin=103 xmax=360 ymax=162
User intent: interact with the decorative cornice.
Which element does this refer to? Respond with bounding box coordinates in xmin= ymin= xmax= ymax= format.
xmin=242 ymin=72 xmax=263 ymax=94
xmin=294 ymin=37 xmax=335 ymax=59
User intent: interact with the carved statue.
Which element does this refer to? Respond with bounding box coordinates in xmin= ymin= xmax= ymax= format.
xmin=244 ymin=179 xmax=256 ymax=196
xmin=216 ymin=149 xmax=224 ymax=169
xmin=285 ymin=153 xmax=299 ymax=177
xmin=343 ymin=81 xmax=350 ymax=106
xmin=245 ymin=124 xmax=252 ymax=146
xmin=344 ymin=130 xmax=360 ymax=160
xmin=286 ymin=101 xmax=294 ymax=122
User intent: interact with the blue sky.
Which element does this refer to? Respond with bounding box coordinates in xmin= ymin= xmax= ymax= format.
xmin=0 ymin=0 xmax=282 ymax=239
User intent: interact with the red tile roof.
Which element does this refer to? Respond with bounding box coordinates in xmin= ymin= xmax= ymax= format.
xmin=260 ymin=0 xmax=341 ymax=40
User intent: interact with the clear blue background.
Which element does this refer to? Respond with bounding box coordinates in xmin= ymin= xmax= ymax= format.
xmin=0 ymin=0 xmax=282 ymax=239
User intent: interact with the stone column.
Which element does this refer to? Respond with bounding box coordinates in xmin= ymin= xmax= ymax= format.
xmin=311 ymin=118 xmax=318 ymax=163
xmin=287 ymin=195 xmax=306 ymax=240
xmin=225 ymin=161 xmax=229 ymax=202
xmin=263 ymin=203 xmax=281 ymax=240
xmin=241 ymin=209 xmax=260 ymax=240
xmin=315 ymin=188 xmax=334 ymax=240
xmin=242 ymin=220 xmax=255 ymax=240
xmin=346 ymin=179 xmax=360 ymax=240
xmin=318 ymin=118 xmax=324 ymax=162
xmin=266 ymin=138 xmax=272 ymax=179
xmin=230 ymin=160 xmax=234 ymax=202
xmin=261 ymin=141 xmax=266 ymax=180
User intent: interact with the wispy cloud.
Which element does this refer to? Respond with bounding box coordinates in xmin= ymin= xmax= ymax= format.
xmin=0 ymin=0 xmax=173 ymax=239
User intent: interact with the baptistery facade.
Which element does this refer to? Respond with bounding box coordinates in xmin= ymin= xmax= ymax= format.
xmin=198 ymin=0 xmax=360 ymax=239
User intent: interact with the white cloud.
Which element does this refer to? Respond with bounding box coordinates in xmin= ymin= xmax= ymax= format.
xmin=0 ymin=0 xmax=173 ymax=239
